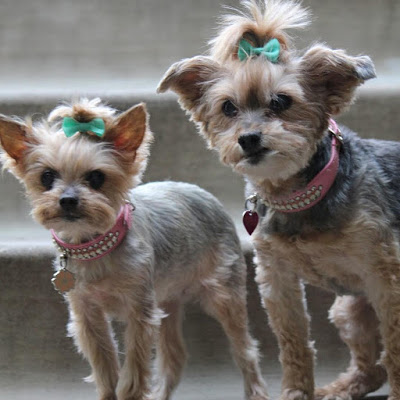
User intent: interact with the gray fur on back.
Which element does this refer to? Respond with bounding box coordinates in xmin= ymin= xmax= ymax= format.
xmin=129 ymin=181 xmax=241 ymax=269
xmin=116 ymin=181 xmax=244 ymax=299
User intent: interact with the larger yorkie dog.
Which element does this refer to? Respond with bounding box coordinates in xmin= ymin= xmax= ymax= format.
xmin=158 ymin=0 xmax=400 ymax=399
xmin=0 ymin=98 xmax=268 ymax=400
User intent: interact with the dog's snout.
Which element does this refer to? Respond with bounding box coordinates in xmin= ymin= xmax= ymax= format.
xmin=59 ymin=188 xmax=79 ymax=212
xmin=238 ymin=132 xmax=262 ymax=154
xmin=60 ymin=195 xmax=79 ymax=211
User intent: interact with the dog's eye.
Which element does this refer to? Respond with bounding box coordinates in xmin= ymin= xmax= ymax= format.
xmin=86 ymin=170 xmax=105 ymax=190
xmin=41 ymin=169 xmax=57 ymax=191
xmin=222 ymin=100 xmax=239 ymax=118
xmin=269 ymin=94 xmax=292 ymax=113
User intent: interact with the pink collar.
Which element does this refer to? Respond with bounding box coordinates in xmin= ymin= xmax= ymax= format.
xmin=243 ymin=119 xmax=342 ymax=235
xmin=260 ymin=119 xmax=342 ymax=213
xmin=51 ymin=202 xmax=134 ymax=261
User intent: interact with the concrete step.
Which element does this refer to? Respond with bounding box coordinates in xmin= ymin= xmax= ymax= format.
xmin=0 ymin=0 xmax=399 ymax=96
xmin=0 ymin=246 xmax=390 ymax=399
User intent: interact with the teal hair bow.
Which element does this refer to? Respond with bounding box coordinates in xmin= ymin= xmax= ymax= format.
xmin=238 ymin=38 xmax=281 ymax=63
xmin=62 ymin=117 xmax=105 ymax=138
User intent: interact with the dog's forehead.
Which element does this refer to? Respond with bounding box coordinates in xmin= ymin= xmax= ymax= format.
xmin=217 ymin=60 xmax=303 ymax=106
xmin=30 ymin=131 xmax=114 ymax=178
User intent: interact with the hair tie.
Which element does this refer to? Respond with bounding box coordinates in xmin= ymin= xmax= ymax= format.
xmin=238 ymin=38 xmax=280 ymax=63
xmin=62 ymin=117 xmax=105 ymax=138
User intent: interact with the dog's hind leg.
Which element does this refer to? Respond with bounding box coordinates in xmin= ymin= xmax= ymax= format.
xmin=200 ymin=259 xmax=269 ymax=400
xmin=149 ymin=302 xmax=187 ymax=400
xmin=315 ymin=295 xmax=386 ymax=400
xmin=365 ymin=263 xmax=400 ymax=400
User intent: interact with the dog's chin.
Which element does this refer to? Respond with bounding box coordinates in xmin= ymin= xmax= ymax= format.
xmin=246 ymin=148 xmax=271 ymax=166
xmin=35 ymin=202 xmax=120 ymax=241
xmin=234 ymin=151 xmax=300 ymax=182
xmin=63 ymin=213 xmax=82 ymax=222
xmin=45 ymin=219 xmax=109 ymax=241
xmin=40 ymin=213 xmax=111 ymax=238
xmin=235 ymin=149 xmax=273 ymax=176
xmin=41 ymin=214 xmax=85 ymax=231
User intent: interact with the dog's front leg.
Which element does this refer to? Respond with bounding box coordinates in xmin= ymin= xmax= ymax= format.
xmin=255 ymin=255 xmax=315 ymax=400
xmin=116 ymin=295 xmax=163 ymax=400
xmin=67 ymin=292 xmax=120 ymax=400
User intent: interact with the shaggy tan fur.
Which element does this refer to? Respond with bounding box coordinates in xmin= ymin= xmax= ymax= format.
xmin=209 ymin=0 xmax=311 ymax=64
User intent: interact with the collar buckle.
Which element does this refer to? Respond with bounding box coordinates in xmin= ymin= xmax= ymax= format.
xmin=245 ymin=193 xmax=258 ymax=211
xmin=328 ymin=120 xmax=344 ymax=145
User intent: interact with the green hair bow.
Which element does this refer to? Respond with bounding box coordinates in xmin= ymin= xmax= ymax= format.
xmin=62 ymin=117 xmax=105 ymax=138
xmin=238 ymin=38 xmax=281 ymax=63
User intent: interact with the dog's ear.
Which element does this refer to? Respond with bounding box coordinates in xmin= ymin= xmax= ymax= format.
xmin=300 ymin=44 xmax=376 ymax=115
xmin=157 ymin=56 xmax=222 ymax=111
xmin=0 ymin=115 xmax=31 ymax=163
xmin=107 ymin=103 xmax=151 ymax=154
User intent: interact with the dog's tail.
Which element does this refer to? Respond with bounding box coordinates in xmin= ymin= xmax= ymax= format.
xmin=209 ymin=0 xmax=311 ymax=64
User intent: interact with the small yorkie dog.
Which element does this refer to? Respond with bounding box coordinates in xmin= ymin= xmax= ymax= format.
xmin=158 ymin=0 xmax=400 ymax=399
xmin=0 ymin=98 xmax=268 ymax=400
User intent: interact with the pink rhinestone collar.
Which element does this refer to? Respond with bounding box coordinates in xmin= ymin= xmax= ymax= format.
xmin=51 ymin=202 xmax=134 ymax=261
xmin=243 ymin=119 xmax=343 ymax=235
xmin=262 ymin=120 xmax=342 ymax=213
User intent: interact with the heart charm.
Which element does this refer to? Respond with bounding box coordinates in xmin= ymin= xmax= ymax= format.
xmin=242 ymin=210 xmax=259 ymax=235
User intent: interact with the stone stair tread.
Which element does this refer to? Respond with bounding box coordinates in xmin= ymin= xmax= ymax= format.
xmin=0 ymin=74 xmax=399 ymax=101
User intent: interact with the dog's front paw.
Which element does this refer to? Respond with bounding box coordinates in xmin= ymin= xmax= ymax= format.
xmin=116 ymin=388 xmax=147 ymax=400
xmin=314 ymin=365 xmax=387 ymax=400
xmin=147 ymin=380 xmax=171 ymax=400
xmin=246 ymin=383 xmax=270 ymax=400
xmin=249 ymin=394 xmax=270 ymax=400
xmin=116 ymin=395 xmax=147 ymax=400
xmin=280 ymin=389 xmax=310 ymax=400
xmin=314 ymin=388 xmax=350 ymax=400
xmin=100 ymin=395 xmax=117 ymax=400
xmin=147 ymin=388 xmax=168 ymax=400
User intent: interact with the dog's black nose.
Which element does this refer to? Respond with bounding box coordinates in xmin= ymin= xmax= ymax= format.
xmin=59 ymin=189 xmax=79 ymax=212
xmin=238 ymin=132 xmax=262 ymax=154
xmin=60 ymin=195 xmax=79 ymax=212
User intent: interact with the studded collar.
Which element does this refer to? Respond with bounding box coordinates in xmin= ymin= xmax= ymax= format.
xmin=51 ymin=202 xmax=134 ymax=261
xmin=243 ymin=119 xmax=343 ymax=235
xmin=257 ymin=119 xmax=342 ymax=213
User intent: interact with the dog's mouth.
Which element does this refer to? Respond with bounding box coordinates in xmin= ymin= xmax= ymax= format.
xmin=245 ymin=148 xmax=270 ymax=165
xmin=62 ymin=212 xmax=82 ymax=222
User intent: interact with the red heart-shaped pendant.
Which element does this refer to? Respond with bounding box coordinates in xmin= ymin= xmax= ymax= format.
xmin=242 ymin=210 xmax=259 ymax=235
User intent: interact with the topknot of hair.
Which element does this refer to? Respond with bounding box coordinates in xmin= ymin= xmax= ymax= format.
xmin=209 ymin=0 xmax=311 ymax=64
xmin=47 ymin=98 xmax=116 ymax=127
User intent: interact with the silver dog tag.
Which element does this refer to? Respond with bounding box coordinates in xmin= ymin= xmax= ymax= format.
xmin=52 ymin=253 xmax=75 ymax=293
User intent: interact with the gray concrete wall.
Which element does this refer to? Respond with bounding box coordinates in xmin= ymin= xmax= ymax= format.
xmin=0 ymin=0 xmax=399 ymax=95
